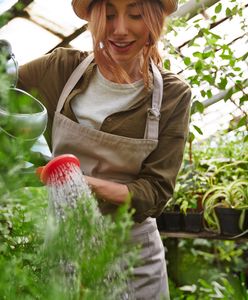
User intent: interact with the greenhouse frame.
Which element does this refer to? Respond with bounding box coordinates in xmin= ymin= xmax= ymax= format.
xmin=0 ymin=0 xmax=247 ymax=299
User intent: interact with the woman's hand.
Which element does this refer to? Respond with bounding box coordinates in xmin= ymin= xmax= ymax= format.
xmin=84 ymin=175 xmax=130 ymax=205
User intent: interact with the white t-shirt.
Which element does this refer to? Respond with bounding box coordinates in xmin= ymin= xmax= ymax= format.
xmin=71 ymin=67 xmax=146 ymax=130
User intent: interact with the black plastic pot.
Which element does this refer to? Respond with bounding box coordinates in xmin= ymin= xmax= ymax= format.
xmin=157 ymin=211 xmax=183 ymax=232
xmin=240 ymin=210 xmax=248 ymax=236
xmin=183 ymin=211 xmax=204 ymax=233
xmin=215 ymin=207 xmax=242 ymax=236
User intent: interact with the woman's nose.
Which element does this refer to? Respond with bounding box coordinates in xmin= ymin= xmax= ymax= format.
xmin=113 ymin=16 xmax=128 ymax=35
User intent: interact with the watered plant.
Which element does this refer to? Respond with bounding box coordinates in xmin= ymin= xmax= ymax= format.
xmin=0 ymin=188 xmax=138 ymax=300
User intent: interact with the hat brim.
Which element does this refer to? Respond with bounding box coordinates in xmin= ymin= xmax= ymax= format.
xmin=72 ymin=0 xmax=178 ymax=21
xmin=72 ymin=0 xmax=91 ymax=21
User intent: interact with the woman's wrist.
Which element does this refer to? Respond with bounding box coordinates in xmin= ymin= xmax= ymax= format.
xmin=84 ymin=175 xmax=130 ymax=205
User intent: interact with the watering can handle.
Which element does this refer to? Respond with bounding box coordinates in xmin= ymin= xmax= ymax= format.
xmin=0 ymin=39 xmax=18 ymax=88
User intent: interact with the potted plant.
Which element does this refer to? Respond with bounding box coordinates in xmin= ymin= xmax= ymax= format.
xmin=202 ymin=179 xmax=248 ymax=236
xmin=157 ymin=165 xmax=210 ymax=233
xmin=171 ymin=165 xmax=212 ymax=233
xmin=156 ymin=198 xmax=183 ymax=232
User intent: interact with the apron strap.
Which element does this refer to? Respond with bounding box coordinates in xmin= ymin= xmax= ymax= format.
xmin=56 ymin=53 xmax=94 ymax=113
xmin=56 ymin=54 xmax=163 ymax=140
xmin=144 ymin=60 xmax=163 ymax=140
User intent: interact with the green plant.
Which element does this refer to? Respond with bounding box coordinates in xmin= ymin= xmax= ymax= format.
xmin=166 ymin=237 xmax=248 ymax=300
xmin=177 ymin=273 xmax=248 ymax=300
xmin=172 ymin=165 xmax=211 ymax=214
xmin=211 ymin=160 xmax=248 ymax=185
xmin=0 ymin=190 xmax=137 ymax=300
xmin=170 ymin=136 xmax=248 ymax=215
xmin=202 ymin=179 xmax=248 ymax=231
xmin=203 ymin=179 xmax=248 ymax=209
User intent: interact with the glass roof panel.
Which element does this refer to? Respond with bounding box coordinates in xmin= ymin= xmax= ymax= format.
xmin=191 ymin=92 xmax=248 ymax=139
xmin=69 ymin=30 xmax=93 ymax=52
xmin=0 ymin=0 xmax=17 ymax=15
xmin=25 ymin=0 xmax=86 ymax=36
xmin=0 ymin=17 xmax=61 ymax=64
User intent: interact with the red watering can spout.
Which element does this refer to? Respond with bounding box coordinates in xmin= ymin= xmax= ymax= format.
xmin=36 ymin=154 xmax=80 ymax=185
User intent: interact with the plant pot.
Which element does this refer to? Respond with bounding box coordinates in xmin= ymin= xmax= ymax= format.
xmin=241 ymin=210 xmax=248 ymax=236
xmin=183 ymin=211 xmax=204 ymax=233
xmin=215 ymin=207 xmax=242 ymax=236
xmin=157 ymin=211 xmax=183 ymax=232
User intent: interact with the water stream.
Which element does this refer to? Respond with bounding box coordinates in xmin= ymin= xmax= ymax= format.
xmin=46 ymin=162 xmax=91 ymax=219
xmin=41 ymin=160 xmax=133 ymax=299
xmin=43 ymin=161 xmax=102 ymax=295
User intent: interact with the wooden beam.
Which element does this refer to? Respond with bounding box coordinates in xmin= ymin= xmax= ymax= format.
xmin=46 ymin=24 xmax=89 ymax=53
xmin=1 ymin=0 xmax=34 ymax=24
xmin=171 ymin=0 xmax=220 ymax=19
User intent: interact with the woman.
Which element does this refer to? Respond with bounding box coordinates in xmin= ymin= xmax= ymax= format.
xmin=18 ymin=0 xmax=191 ymax=299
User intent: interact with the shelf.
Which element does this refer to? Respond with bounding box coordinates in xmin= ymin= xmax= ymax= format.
xmin=159 ymin=230 xmax=248 ymax=241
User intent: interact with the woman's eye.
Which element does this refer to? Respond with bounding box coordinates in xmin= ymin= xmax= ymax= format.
xmin=129 ymin=14 xmax=142 ymax=20
xmin=107 ymin=14 xmax=115 ymax=20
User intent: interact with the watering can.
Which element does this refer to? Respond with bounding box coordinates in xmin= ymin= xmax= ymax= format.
xmin=36 ymin=154 xmax=81 ymax=185
xmin=0 ymin=39 xmax=48 ymax=142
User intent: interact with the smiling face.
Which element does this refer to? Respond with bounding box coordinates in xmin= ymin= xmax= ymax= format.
xmin=104 ymin=0 xmax=150 ymax=75
xmin=88 ymin=0 xmax=165 ymax=84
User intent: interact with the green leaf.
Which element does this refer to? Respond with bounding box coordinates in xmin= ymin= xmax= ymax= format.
xmin=188 ymin=131 xmax=195 ymax=143
xmin=209 ymin=32 xmax=221 ymax=41
xmin=183 ymin=57 xmax=191 ymax=66
xmin=219 ymin=54 xmax=231 ymax=60
xmin=192 ymin=100 xmax=204 ymax=114
xmin=226 ymin=7 xmax=232 ymax=16
xmin=224 ymin=88 xmax=234 ymax=101
xmin=240 ymin=95 xmax=248 ymax=105
xmin=206 ymin=90 xmax=213 ymax=98
xmin=163 ymin=59 xmax=171 ymax=70
xmin=202 ymin=51 xmax=213 ymax=59
xmin=237 ymin=116 xmax=247 ymax=128
xmin=240 ymin=52 xmax=248 ymax=61
xmin=195 ymin=60 xmax=203 ymax=73
xmin=201 ymin=90 xmax=206 ymax=97
xmin=193 ymin=125 xmax=203 ymax=135
xmin=215 ymin=3 xmax=222 ymax=13
xmin=193 ymin=51 xmax=202 ymax=58
xmin=218 ymin=77 xmax=228 ymax=89
xmin=203 ymin=75 xmax=215 ymax=85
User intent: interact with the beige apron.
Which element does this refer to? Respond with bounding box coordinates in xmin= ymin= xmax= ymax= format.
xmin=52 ymin=54 xmax=170 ymax=300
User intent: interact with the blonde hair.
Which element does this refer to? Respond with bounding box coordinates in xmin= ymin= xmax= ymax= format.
xmin=88 ymin=0 xmax=166 ymax=87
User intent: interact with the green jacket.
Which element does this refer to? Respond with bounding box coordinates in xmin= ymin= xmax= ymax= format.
xmin=18 ymin=47 xmax=191 ymax=222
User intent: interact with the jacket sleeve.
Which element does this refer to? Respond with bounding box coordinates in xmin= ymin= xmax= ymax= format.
xmin=126 ymin=78 xmax=192 ymax=223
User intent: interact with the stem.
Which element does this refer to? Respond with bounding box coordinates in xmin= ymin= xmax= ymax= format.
xmin=189 ymin=139 xmax=193 ymax=164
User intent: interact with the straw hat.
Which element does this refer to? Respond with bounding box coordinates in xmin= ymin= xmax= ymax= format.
xmin=72 ymin=0 xmax=178 ymax=21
